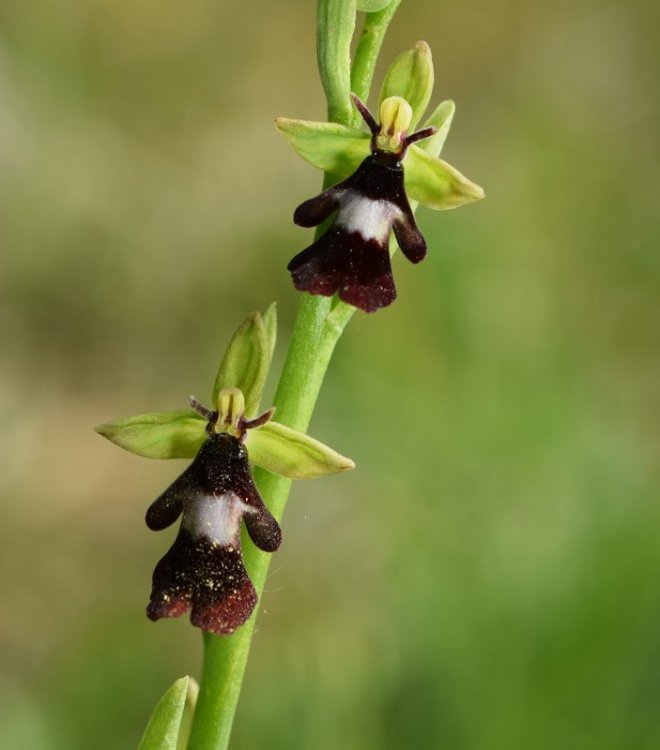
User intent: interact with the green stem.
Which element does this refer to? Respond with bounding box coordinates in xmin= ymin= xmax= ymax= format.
xmin=317 ymin=0 xmax=356 ymax=124
xmin=186 ymin=3 xmax=401 ymax=748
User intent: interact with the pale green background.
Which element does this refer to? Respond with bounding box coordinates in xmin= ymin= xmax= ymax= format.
xmin=1 ymin=1 xmax=659 ymax=748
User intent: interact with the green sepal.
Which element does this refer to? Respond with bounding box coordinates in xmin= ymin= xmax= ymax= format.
xmin=380 ymin=41 xmax=434 ymax=130
xmin=276 ymin=115 xmax=483 ymax=210
xmin=246 ymin=421 xmax=355 ymax=479
xmin=275 ymin=118 xmax=369 ymax=179
xmin=138 ymin=676 xmax=195 ymax=750
xmin=405 ymin=145 xmax=485 ymax=210
xmin=95 ymin=409 xmax=205 ymax=460
xmin=212 ymin=309 xmax=272 ymax=418
xmin=419 ymin=99 xmax=455 ymax=157
xmin=357 ymin=0 xmax=393 ymax=11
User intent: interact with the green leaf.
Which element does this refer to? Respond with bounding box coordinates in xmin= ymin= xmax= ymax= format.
xmin=404 ymin=145 xmax=485 ymax=210
xmin=357 ymin=0 xmax=393 ymax=10
xmin=246 ymin=421 xmax=355 ymax=479
xmin=275 ymin=118 xmax=369 ymax=179
xmin=317 ymin=0 xmax=357 ymax=124
xmin=419 ymin=99 xmax=455 ymax=157
xmin=138 ymin=676 xmax=192 ymax=750
xmin=380 ymin=41 xmax=434 ymax=130
xmin=213 ymin=311 xmax=271 ymax=418
xmin=176 ymin=678 xmax=199 ymax=750
xmin=262 ymin=302 xmax=277 ymax=362
xmin=95 ymin=409 xmax=205 ymax=460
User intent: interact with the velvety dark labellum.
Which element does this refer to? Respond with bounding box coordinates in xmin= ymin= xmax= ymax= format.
xmin=147 ymin=531 xmax=258 ymax=634
xmin=145 ymin=432 xmax=281 ymax=635
xmin=288 ymin=151 xmax=426 ymax=313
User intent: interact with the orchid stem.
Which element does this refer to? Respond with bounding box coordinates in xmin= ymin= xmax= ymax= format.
xmin=186 ymin=3 xmax=402 ymax=748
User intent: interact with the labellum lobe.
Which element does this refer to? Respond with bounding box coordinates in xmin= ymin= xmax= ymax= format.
xmin=146 ymin=432 xmax=281 ymax=636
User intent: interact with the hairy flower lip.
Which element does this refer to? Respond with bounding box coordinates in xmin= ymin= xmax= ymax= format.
xmin=286 ymin=96 xmax=429 ymax=313
xmin=147 ymin=531 xmax=258 ymax=636
xmin=146 ymin=430 xmax=281 ymax=636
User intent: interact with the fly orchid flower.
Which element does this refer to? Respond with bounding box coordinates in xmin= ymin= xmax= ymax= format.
xmin=146 ymin=390 xmax=280 ymax=635
xmin=276 ymin=41 xmax=484 ymax=312
xmin=288 ymin=95 xmax=436 ymax=312
xmin=96 ymin=307 xmax=355 ymax=635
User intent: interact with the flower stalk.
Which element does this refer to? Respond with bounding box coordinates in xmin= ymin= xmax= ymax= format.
xmin=186 ymin=3 xmax=403 ymax=748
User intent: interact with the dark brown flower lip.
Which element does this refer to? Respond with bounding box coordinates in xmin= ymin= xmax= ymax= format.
xmin=145 ymin=430 xmax=281 ymax=635
xmin=287 ymin=92 xmax=432 ymax=313
xmin=288 ymin=148 xmax=426 ymax=313
xmin=289 ymin=228 xmax=397 ymax=312
xmin=147 ymin=530 xmax=258 ymax=636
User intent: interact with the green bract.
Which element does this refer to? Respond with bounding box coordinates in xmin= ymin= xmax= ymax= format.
xmin=276 ymin=40 xmax=484 ymax=210
xmin=95 ymin=307 xmax=355 ymax=480
xmin=137 ymin=676 xmax=197 ymax=750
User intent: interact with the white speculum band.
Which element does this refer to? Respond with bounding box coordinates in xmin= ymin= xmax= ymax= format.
xmin=337 ymin=192 xmax=402 ymax=243
xmin=182 ymin=493 xmax=254 ymax=546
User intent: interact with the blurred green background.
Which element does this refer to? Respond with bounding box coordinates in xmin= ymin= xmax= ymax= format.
xmin=1 ymin=0 xmax=659 ymax=747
